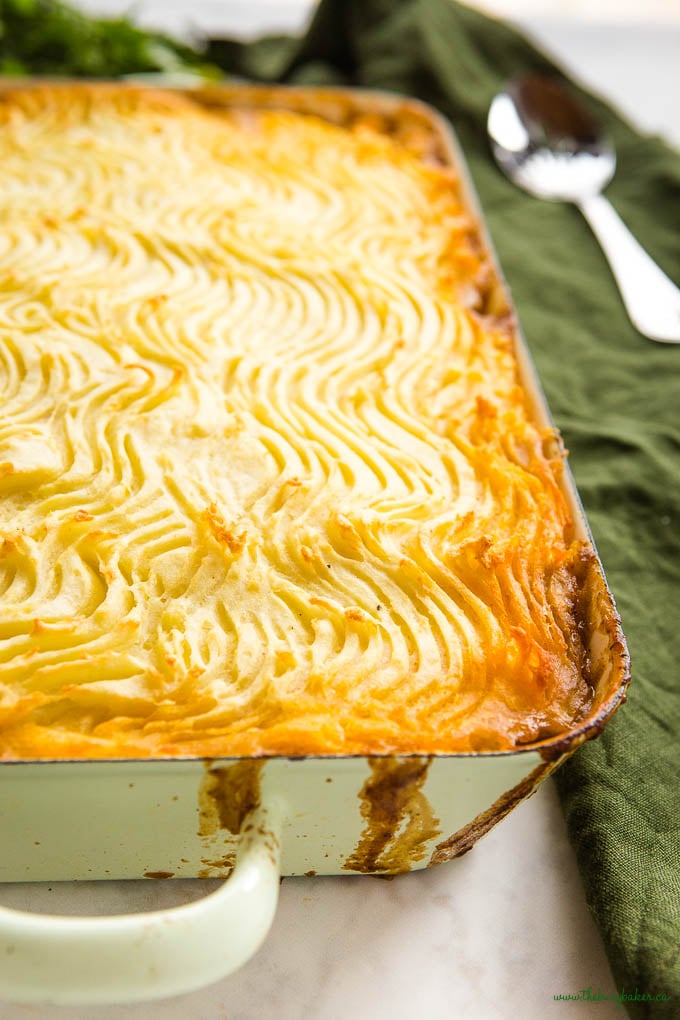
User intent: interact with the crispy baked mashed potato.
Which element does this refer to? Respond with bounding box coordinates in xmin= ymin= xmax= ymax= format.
xmin=0 ymin=85 xmax=594 ymax=758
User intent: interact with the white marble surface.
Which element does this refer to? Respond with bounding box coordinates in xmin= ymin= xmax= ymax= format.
xmin=2 ymin=3 xmax=677 ymax=1016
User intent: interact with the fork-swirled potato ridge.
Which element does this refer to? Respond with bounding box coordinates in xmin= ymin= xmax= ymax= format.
xmin=0 ymin=85 xmax=593 ymax=758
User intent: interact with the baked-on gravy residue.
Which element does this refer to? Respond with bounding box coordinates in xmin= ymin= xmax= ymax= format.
xmin=343 ymin=757 xmax=441 ymax=874
xmin=428 ymin=759 xmax=561 ymax=866
xmin=198 ymin=760 xmax=264 ymax=877
xmin=198 ymin=760 xmax=264 ymax=836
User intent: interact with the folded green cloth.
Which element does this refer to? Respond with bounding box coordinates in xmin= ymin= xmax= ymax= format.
xmin=207 ymin=2 xmax=680 ymax=1015
xmin=3 ymin=1 xmax=678 ymax=1014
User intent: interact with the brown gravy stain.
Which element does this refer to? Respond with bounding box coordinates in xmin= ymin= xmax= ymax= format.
xmin=197 ymin=760 xmax=264 ymax=878
xmin=198 ymin=759 xmax=264 ymax=837
xmin=197 ymin=852 xmax=236 ymax=880
xmin=143 ymin=870 xmax=174 ymax=880
xmin=343 ymin=757 xmax=440 ymax=874
xmin=536 ymin=554 xmax=630 ymax=763
xmin=429 ymin=758 xmax=562 ymax=866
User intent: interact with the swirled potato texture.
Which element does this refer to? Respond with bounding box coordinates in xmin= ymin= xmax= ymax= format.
xmin=0 ymin=85 xmax=593 ymax=759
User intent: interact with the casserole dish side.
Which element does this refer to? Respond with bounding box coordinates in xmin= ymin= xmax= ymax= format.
xmin=0 ymin=82 xmax=629 ymax=1005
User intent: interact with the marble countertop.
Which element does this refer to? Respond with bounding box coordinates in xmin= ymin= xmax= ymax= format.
xmin=1 ymin=4 xmax=677 ymax=1018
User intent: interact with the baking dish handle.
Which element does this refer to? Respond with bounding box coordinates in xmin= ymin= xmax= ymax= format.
xmin=0 ymin=801 xmax=282 ymax=1005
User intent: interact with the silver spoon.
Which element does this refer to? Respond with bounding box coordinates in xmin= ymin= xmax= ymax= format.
xmin=488 ymin=74 xmax=680 ymax=343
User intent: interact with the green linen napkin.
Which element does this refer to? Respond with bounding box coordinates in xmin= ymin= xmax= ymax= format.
xmin=210 ymin=4 xmax=680 ymax=1015
xmin=3 ymin=1 xmax=678 ymax=1014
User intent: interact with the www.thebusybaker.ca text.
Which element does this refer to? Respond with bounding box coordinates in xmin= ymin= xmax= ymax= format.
xmin=554 ymin=986 xmax=669 ymax=1006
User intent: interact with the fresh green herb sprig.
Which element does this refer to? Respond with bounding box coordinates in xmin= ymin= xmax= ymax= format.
xmin=0 ymin=0 xmax=221 ymax=78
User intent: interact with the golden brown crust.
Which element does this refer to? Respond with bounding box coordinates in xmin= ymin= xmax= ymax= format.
xmin=0 ymin=83 xmax=613 ymax=759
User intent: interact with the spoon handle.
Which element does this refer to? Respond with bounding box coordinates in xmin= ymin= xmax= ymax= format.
xmin=577 ymin=194 xmax=680 ymax=343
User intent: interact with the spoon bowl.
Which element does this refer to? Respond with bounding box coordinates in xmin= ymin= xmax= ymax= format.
xmin=488 ymin=74 xmax=680 ymax=343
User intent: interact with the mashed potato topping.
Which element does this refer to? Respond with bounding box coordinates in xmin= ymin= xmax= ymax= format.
xmin=0 ymin=85 xmax=593 ymax=758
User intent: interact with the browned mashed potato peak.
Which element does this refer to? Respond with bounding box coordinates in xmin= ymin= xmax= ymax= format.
xmin=0 ymin=84 xmax=594 ymax=759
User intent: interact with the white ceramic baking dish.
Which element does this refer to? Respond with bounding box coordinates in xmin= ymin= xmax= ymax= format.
xmin=0 ymin=83 xmax=629 ymax=1006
